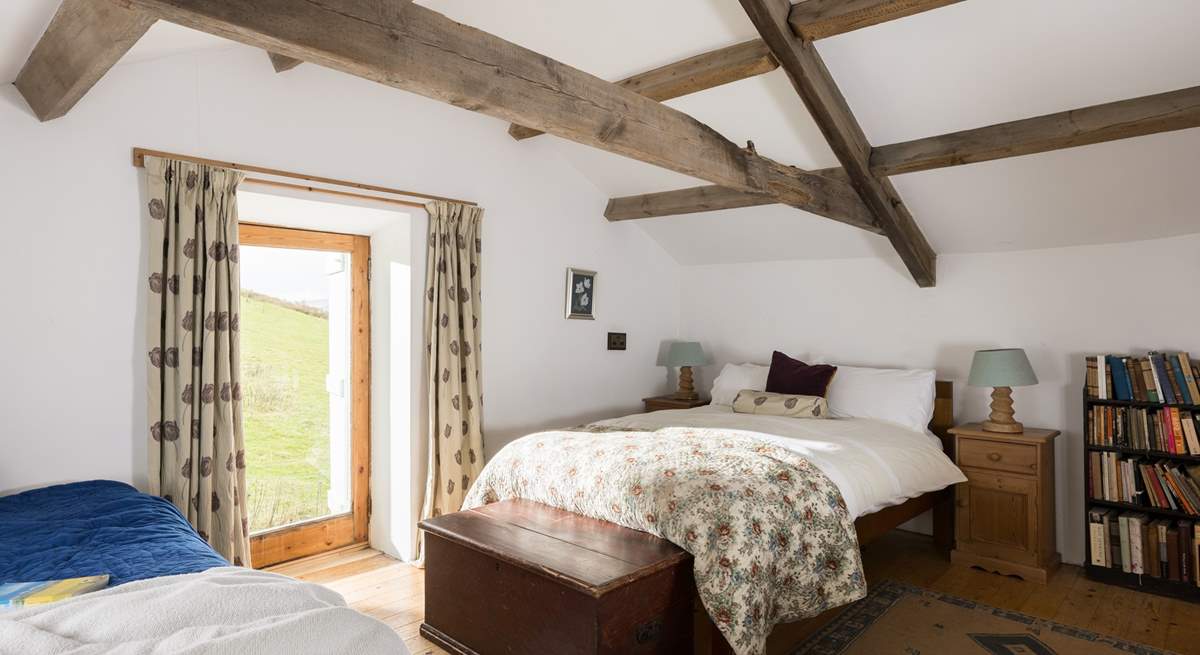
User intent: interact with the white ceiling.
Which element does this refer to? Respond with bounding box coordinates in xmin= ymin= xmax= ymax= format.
xmin=4 ymin=0 xmax=1199 ymax=264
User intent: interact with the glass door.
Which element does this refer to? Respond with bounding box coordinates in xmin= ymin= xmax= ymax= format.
xmin=238 ymin=223 xmax=369 ymax=567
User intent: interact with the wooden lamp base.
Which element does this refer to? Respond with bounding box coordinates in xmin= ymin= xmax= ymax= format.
xmin=981 ymin=386 xmax=1023 ymax=433
xmin=673 ymin=365 xmax=699 ymax=401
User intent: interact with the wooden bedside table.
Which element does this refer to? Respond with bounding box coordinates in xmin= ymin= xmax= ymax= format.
xmin=642 ymin=395 xmax=709 ymax=413
xmin=950 ymin=422 xmax=1060 ymax=583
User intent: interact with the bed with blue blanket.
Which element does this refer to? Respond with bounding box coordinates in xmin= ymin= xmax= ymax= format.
xmin=0 ymin=480 xmax=409 ymax=653
xmin=0 ymin=480 xmax=228 ymax=586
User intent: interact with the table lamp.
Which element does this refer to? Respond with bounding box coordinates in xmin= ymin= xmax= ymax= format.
xmin=968 ymin=348 xmax=1039 ymax=433
xmin=665 ymin=342 xmax=711 ymax=401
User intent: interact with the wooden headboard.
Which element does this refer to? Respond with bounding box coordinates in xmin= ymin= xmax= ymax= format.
xmin=930 ymin=380 xmax=954 ymax=451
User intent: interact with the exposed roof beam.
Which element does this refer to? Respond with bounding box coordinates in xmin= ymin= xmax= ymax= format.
xmin=872 ymin=85 xmax=1200 ymax=176
xmin=267 ymin=52 xmax=302 ymax=73
xmin=605 ymin=168 xmax=883 ymax=234
xmin=789 ymin=0 xmax=963 ymax=41
xmin=14 ymin=0 xmax=156 ymax=122
xmin=122 ymin=0 xmax=869 ymax=227
xmin=606 ymin=185 xmax=777 ymax=222
xmin=264 ymin=0 xmax=411 ymax=74
xmin=509 ymin=39 xmax=778 ymax=141
xmin=741 ymin=0 xmax=936 ymax=287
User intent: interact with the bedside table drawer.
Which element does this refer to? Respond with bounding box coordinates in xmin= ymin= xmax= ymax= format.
xmin=958 ymin=437 xmax=1038 ymax=475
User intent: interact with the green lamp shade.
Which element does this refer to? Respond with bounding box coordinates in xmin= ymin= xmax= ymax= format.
xmin=967 ymin=348 xmax=1038 ymax=388
xmin=665 ymin=341 xmax=711 ymax=367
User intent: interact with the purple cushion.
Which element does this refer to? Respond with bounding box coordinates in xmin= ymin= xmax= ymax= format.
xmin=765 ymin=351 xmax=838 ymax=398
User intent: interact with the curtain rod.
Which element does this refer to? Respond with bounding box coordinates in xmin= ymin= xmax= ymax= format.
xmin=242 ymin=177 xmax=426 ymax=210
xmin=131 ymin=147 xmax=476 ymax=207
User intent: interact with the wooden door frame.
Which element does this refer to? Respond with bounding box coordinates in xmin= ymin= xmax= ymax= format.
xmin=238 ymin=222 xmax=371 ymax=568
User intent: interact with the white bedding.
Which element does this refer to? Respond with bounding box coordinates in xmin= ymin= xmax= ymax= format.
xmin=592 ymin=405 xmax=965 ymax=519
xmin=0 ymin=567 xmax=408 ymax=655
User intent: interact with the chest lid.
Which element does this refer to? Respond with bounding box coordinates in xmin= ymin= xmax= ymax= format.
xmin=420 ymin=499 xmax=690 ymax=597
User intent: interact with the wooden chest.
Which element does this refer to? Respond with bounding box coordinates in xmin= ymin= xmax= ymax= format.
xmin=419 ymin=500 xmax=694 ymax=655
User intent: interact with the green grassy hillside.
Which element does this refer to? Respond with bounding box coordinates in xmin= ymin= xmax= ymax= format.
xmin=240 ymin=292 xmax=332 ymax=533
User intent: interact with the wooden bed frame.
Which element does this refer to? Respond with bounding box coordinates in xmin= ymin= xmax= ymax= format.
xmin=701 ymin=380 xmax=957 ymax=655
xmin=421 ymin=381 xmax=958 ymax=655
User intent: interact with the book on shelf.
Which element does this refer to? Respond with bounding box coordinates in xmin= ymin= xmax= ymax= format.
xmin=1142 ymin=359 xmax=1161 ymax=404
xmin=1118 ymin=514 xmax=1132 ymax=572
xmin=1129 ymin=357 xmax=1148 ymax=404
xmin=1182 ymin=353 xmax=1200 ymax=404
xmin=1157 ymin=520 xmax=1170 ymax=578
xmin=1169 ymin=353 xmax=1193 ymax=405
xmin=1095 ymin=354 xmax=1110 ymax=400
xmin=1089 ymin=508 xmax=1199 ymax=586
xmin=1109 ymin=355 xmax=1134 ymax=402
xmin=1184 ymin=411 xmax=1200 ymax=455
xmin=1087 ymin=403 xmax=1200 ymax=455
xmin=1149 ymin=356 xmax=1166 ymax=404
xmin=1083 ymin=352 xmax=1200 ymax=404
xmin=1089 ymin=508 xmax=1109 ymax=567
xmin=1088 ymin=452 xmax=1200 ymax=514
xmin=1150 ymin=353 xmax=1177 ymax=405
xmin=1147 ymin=518 xmax=1160 ymax=577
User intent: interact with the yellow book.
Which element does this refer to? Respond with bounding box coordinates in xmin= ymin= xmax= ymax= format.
xmin=1181 ymin=353 xmax=1200 ymax=405
xmin=14 ymin=575 xmax=109 ymax=606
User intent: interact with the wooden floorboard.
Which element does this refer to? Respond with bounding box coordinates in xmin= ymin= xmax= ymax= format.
xmin=267 ymin=529 xmax=1185 ymax=653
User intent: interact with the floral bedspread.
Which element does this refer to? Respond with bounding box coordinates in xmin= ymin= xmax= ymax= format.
xmin=461 ymin=427 xmax=866 ymax=655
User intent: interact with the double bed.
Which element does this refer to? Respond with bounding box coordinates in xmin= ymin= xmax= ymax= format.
xmin=460 ymin=378 xmax=963 ymax=655
xmin=0 ymin=480 xmax=406 ymax=654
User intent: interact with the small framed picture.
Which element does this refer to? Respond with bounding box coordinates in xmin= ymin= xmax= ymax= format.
xmin=565 ymin=268 xmax=596 ymax=320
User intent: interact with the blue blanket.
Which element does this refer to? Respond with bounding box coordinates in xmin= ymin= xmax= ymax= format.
xmin=0 ymin=480 xmax=229 ymax=586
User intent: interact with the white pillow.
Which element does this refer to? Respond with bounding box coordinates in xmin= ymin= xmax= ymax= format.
xmin=710 ymin=363 xmax=770 ymax=406
xmin=818 ymin=363 xmax=936 ymax=433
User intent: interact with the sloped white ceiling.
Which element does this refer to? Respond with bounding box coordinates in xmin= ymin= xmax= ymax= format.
xmin=3 ymin=0 xmax=1198 ymax=263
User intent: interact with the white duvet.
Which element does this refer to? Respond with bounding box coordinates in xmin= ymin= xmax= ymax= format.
xmin=592 ymin=405 xmax=965 ymax=519
xmin=0 ymin=567 xmax=408 ymax=655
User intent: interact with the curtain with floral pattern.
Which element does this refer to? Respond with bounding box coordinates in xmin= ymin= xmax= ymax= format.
xmin=145 ymin=156 xmax=250 ymax=565
xmin=418 ymin=201 xmax=485 ymax=551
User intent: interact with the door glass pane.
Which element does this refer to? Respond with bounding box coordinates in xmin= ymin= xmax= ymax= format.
xmin=240 ymin=245 xmax=352 ymax=533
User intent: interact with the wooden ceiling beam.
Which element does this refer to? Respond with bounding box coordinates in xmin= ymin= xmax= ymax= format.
xmin=509 ymin=39 xmax=778 ymax=141
xmin=264 ymin=1 xmax=411 ymax=74
xmin=14 ymin=0 xmax=156 ymax=122
xmin=872 ymin=85 xmax=1200 ymax=176
xmin=788 ymin=0 xmax=963 ymax=41
xmin=606 ymin=185 xmax=777 ymax=221
xmin=605 ymin=167 xmax=884 ymax=234
xmin=741 ymin=0 xmax=936 ymax=287
xmin=121 ymin=0 xmax=870 ymax=227
xmin=267 ymin=52 xmax=302 ymax=73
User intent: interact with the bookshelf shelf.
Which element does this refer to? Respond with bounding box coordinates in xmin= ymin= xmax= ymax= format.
xmin=1084 ymin=563 xmax=1200 ymax=602
xmin=1087 ymin=398 xmax=1200 ymax=412
xmin=1085 ymin=444 xmax=1200 ymax=464
xmin=1087 ymin=497 xmax=1200 ymax=522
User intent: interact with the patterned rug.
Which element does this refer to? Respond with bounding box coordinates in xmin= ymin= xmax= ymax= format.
xmin=795 ymin=580 xmax=1177 ymax=655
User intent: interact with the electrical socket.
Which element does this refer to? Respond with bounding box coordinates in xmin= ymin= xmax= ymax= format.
xmin=607 ymin=332 xmax=627 ymax=351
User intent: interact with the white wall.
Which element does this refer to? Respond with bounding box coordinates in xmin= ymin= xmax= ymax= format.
xmin=368 ymin=216 xmax=424 ymax=560
xmin=0 ymin=47 xmax=681 ymax=559
xmin=679 ymin=234 xmax=1200 ymax=565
